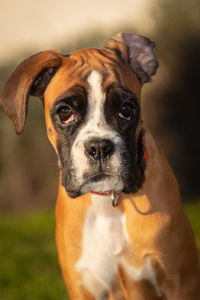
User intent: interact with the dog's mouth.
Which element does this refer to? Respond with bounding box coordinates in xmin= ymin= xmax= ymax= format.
xmin=86 ymin=173 xmax=110 ymax=183
xmin=80 ymin=173 xmax=124 ymax=194
xmin=65 ymin=172 xmax=124 ymax=198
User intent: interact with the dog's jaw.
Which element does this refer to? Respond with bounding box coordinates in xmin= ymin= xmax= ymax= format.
xmin=80 ymin=175 xmax=124 ymax=195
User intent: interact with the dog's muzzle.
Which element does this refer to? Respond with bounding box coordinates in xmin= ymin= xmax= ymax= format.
xmin=61 ymin=135 xmax=124 ymax=198
xmin=61 ymin=130 xmax=147 ymax=198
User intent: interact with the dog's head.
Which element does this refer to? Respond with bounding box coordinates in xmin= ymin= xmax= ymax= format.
xmin=0 ymin=33 xmax=158 ymax=198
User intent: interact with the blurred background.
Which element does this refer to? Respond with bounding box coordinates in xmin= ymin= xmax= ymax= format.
xmin=0 ymin=0 xmax=199 ymax=299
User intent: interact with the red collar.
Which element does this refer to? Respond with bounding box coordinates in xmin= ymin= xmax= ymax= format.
xmin=90 ymin=191 xmax=112 ymax=196
xmin=90 ymin=191 xmax=120 ymax=207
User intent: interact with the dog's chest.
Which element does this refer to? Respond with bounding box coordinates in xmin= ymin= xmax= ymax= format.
xmin=76 ymin=195 xmax=129 ymax=293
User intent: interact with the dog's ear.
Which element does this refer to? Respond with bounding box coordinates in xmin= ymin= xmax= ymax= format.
xmin=104 ymin=32 xmax=158 ymax=84
xmin=0 ymin=50 xmax=63 ymax=134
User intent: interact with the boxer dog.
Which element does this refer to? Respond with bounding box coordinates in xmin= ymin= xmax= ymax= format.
xmin=0 ymin=33 xmax=199 ymax=299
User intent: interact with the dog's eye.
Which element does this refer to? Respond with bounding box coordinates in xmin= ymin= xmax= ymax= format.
xmin=118 ymin=102 xmax=136 ymax=121
xmin=58 ymin=107 xmax=74 ymax=124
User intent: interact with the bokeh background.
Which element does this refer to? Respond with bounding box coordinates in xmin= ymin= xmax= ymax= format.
xmin=0 ymin=0 xmax=199 ymax=299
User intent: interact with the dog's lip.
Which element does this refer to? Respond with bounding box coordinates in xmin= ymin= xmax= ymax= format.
xmin=80 ymin=173 xmax=112 ymax=190
xmin=88 ymin=173 xmax=111 ymax=182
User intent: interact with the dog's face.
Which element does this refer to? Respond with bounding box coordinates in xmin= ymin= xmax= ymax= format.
xmin=0 ymin=33 xmax=158 ymax=198
xmin=45 ymin=49 xmax=141 ymax=197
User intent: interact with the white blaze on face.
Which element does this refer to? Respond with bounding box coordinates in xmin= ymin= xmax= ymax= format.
xmin=70 ymin=70 xmax=124 ymax=192
xmin=86 ymin=70 xmax=107 ymax=132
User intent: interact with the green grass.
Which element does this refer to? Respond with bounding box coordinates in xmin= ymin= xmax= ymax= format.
xmin=0 ymin=210 xmax=68 ymax=300
xmin=0 ymin=202 xmax=199 ymax=299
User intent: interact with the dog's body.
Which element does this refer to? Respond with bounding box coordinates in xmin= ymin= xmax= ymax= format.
xmin=0 ymin=33 xmax=199 ymax=299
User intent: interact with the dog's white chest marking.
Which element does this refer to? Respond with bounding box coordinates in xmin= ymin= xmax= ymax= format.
xmin=76 ymin=195 xmax=161 ymax=298
xmin=76 ymin=194 xmax=129 ymax=297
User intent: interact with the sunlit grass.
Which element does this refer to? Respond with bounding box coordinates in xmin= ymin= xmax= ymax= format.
xmin=0 ymin=201 xmax=199 ymax=299
xmin=0 ymin=210 xmax=68 ymax=300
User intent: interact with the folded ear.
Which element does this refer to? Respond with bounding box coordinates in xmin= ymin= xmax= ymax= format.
xmin=0 ymin=50 xmax=63 ymax=134
xmin=104 ymin=32 xmax=158 ymax=84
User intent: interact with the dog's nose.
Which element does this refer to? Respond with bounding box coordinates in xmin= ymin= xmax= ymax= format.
xmin=84 ymin=138 xmax=114 ymax=161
